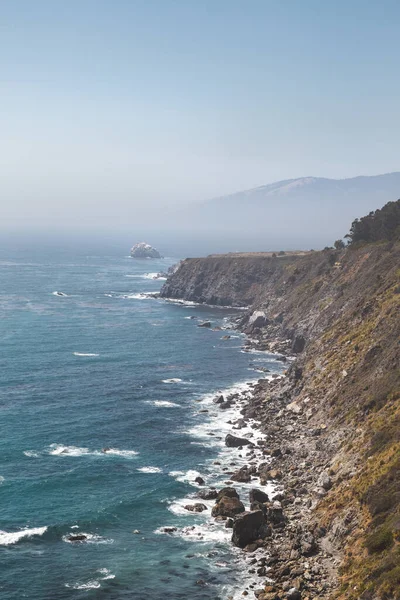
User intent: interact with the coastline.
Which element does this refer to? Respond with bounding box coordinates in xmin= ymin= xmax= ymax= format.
xmin=154 ymin=301 xmax=340 ymax=600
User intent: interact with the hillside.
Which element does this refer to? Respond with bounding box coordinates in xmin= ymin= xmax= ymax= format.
xmin=161 ymin=200 xmax=400 ymax=599
xmin=177 ymin=172 xmax=400 ymax=249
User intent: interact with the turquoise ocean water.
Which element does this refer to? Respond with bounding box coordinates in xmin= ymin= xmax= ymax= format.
xmin=0 ymin=245 xmax=281 ymax=599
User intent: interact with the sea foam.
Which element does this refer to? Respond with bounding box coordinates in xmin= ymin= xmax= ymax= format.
xmin=0 ymin=526 xmax=48 ymax=546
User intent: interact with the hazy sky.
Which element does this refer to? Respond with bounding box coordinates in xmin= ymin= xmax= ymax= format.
xmin=2 ymin=0 xmax=400 ymax=230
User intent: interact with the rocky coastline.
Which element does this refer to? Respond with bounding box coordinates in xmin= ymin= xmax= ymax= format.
xmin=189 ymin=322 xmax=342 ymax=600
xmin=159 ymin=204 xmax=400 ymax=600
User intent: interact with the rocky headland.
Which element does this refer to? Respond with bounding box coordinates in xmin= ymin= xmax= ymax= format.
xmin=160 ymin=200 xmax=400 ymax=600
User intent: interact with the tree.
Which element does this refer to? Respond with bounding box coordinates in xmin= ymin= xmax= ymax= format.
xmin=334 ymin=239 xmax=345 ymax=250
xmin=345 ymin=200 xmax=400 ymax=245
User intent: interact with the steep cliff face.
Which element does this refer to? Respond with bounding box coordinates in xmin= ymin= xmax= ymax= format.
xmin=161 ymin=205 xmax=400 ymax=599
xmin=159 ymin=253 xmax=306 ymax=307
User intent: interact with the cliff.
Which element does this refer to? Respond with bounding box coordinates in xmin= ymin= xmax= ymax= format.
xmin=159 ymin=252 xmax=309 ymax=307
xmin=161 ymin=201 xmax=400 ymax=599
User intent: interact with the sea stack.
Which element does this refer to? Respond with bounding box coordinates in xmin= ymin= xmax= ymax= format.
xmin=130 ymin=242 xmax=162 ymax=259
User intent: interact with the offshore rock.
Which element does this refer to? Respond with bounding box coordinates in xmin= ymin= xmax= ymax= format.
xmin=130 ymin=242 xmax=162 ymax=259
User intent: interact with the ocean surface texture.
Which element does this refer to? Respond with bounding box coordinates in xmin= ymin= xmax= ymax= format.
xmin=0 ymin=247 xmax=282 ymax=599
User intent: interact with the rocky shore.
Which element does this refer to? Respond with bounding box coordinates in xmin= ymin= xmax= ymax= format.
xmin=194 ymin=327 xmax=343 ymax=600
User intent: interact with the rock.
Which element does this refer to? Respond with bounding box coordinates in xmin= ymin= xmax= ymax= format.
xmin=198 ymin=321 xmax=212 ymax=328
xmin=318 ymin=472 xmax=332 ymax=490
xmin=225 ymin=434 xmax=251 ymax=447
xmin=286 ymin=401 xmax=302 ymax=414
xmin=213 ymin=395 xmax=225 ymax=404
xmin=231 ymin=467 xmax=251 ymax=483
xmin=184 ymin=503 xmax=208 ymax=513
xmin=197 ymin=488 xmax=218 ymax=500
xmin=286 ymin=588 xmax=301 ymax=600
xmin=216 ymin=487 xmax=239 ymax=501
xmin=225 ymin=518 xmax=234 ymax=528
xmin=161 ymin=527 xmax=177 ymax=534
xmin=300 ymin=533 xmax=317 ymax=555
xmin=195 ymin=476 xmax=205 ymax=485
xmin=232 ymin=510 xmax=268 ymax=548
xmin=260 ymin=468 xmax=282 ymax=484
xmin=130 ymin=242 xmax=162 ymax=259
xmin=291 ymin=335 xmax=306 ymax=353
xmin=67 ymin=534 xmax=87 ymax=542
xmin=249 ymin=489 xmax=270 ymax=504
xmin=221 ymin=335 xmax=231 ymax=340
xmin=212 ymin=495 xmax=245 ymax=518
xmin=265 ymin=503 xmax=286 ymax=527
xmin=247 ymin=311 xmax=269 ymax=332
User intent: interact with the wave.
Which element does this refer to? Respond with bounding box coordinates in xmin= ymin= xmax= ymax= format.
xmin=168 ymin=469 xmax=204 ymax=485
xmin=97 ymin=568 xmax=116 ymax=581
xmin=106 ymin=292 xmax=158 ymax=300
xmin=62 ymin=532 xmax=114 ymax=545
xmin=0 ymin=476 xmax=4 ymax=484
xmin=102 ymin=448 xmax=138 ymax=458
xmin=23 ymin=450 xmax=39 ymax=458
xmin=161 ymin=378 xmax=183 ymax=384
xmin=164 ymin=298 xmax=247 ymax=310
xmin=146 ymin=400 xmax=181 ymax=408
xmin=0 ymin=526 xmax=48 ymax=546
xmin=65 ymin=581 xmax=101 ymax=590
xmin=48 ymin=444 xmax=138 ymax=458
xmin=137 ymin=466 xmax=162 ymax=473
xmin=73 ymin=352 xmax=99 ymax=357
xmin=154 ymin=522 xmax=230 ymax=544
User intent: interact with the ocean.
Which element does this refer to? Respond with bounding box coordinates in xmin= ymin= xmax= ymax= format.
xmin=0 ymin=245 xmax=282 ymax=599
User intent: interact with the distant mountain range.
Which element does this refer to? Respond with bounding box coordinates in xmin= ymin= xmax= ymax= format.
xmin=178 ymin=172 xmax=400 ymax=250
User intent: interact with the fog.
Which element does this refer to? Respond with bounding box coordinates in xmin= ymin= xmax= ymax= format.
xmin=2 ymin=1 xmax=400 ymax=255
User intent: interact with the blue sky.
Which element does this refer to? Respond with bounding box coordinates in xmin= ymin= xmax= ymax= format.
xmin=1 ymin=0 xmax=400 ymax=229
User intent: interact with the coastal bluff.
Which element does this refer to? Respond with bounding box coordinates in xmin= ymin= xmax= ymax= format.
xmin=159 ymin=251 xmax=309 ymax=307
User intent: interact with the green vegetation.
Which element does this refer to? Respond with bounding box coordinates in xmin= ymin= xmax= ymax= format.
xmin=365 ymin=527 xmax=394 ymax=554
xmin=346 ymin=199 xmax=400 ymax=245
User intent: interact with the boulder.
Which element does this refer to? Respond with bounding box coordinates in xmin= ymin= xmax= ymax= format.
xmin=319 ymin=472 xmax=332 ymax=491
xmin=198 ymin=321 xmax=211 ymax=328
xmin=291 ymin=335 xmax=306 ymax=354
xmin=197 ymin=488 xmax=218 ymax=500
xmin=212 ymin=496 xmax=245 ymax=518
xmin=232 ymin=510 xmax=268 ymax=548
xmin=231 ymin=467 xmax=251 ymax=483
xmin=225 ymin=433 xmax=251 ymax=448
xmin=216 ymin=487 xmax=239 ymax=501
xmin=194 ymin=476 xmax=205 ymax=485
xmin=247 ymin=311 xmax=269 ymax=331
xmin=265 ymin=503 xmax=286 ymax=527
xmin=260 ymin=468 xmax=283 ymax=484
xmin=249 ymin=489 xmax=270 ymax=504
xmin=213 ymin=395 xmax=224 ymax=404
xmin=130 ymin=242 xmax=162 ymax=259
xmin=286 ymin=401 xmax=302 ymax=414
xmin=184 ymin=503 xmax=207 ymax=513
xmin=67 ymin=534 xmax=87 ymax=542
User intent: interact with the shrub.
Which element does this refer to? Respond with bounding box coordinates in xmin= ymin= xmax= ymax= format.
xmin=365 ymin=527 xmax=394 ymax=554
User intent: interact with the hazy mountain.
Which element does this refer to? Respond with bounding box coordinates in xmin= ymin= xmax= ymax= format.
xmin=178 ymin=172 xmax=400 ymax=251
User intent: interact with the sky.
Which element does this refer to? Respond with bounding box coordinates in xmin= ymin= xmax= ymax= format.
xmin=1 ymin=0 xmax=400 ymax=232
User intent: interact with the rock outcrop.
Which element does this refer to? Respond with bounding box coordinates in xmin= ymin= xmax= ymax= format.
xmin=130 ymin=242 xmax=162 ymax=259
